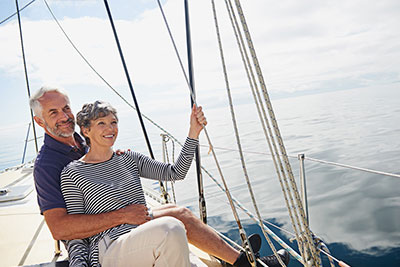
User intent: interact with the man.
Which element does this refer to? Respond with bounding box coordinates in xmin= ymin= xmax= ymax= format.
xmin=30 ymin=86 xmax=290 ymax=266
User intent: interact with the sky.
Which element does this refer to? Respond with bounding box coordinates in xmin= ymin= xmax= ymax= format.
xmin=0 ymin=0 xmax=399 ymax=166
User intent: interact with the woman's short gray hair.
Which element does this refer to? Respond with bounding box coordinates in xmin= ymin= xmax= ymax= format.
xmin=29 ymin=86 xmax=69 ymax=118
xmin=76 ymin=101 xmax=118 ymax=145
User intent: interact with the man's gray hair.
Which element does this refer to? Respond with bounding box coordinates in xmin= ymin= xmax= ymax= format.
xmin=76 ymin=101 xmax=118 ymax=146
xmin=29 ymin=86 xmax=70 ymax=118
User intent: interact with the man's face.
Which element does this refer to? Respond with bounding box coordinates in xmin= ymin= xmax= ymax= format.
xmin=36 ymin=91 xmax=75 ymax=138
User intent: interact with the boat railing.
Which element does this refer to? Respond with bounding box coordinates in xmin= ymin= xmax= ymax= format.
xmin=294 ymin=153 xmax=400 ymax=179
xmin=0 ymin=159 xmax=34 ymax=174
xmin=198 ymin=144 xmax=400 ymax=179
xmin=184 ymin=142 xmax=399 ymax=265
xmin=194 ymin=143 xmax=399 ymax=224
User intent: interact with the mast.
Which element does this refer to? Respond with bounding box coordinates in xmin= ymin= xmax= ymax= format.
xmin=15 ymin=0 xmax=39 ymax=154
xmin=184 ymin=0 xmax=207 ymax=223
xmin=103 ymin=0 xmax=169 ymax=202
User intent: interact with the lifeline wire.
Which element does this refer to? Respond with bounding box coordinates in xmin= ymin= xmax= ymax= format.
xmin=199 ymin=144 xmax=400 ymax=179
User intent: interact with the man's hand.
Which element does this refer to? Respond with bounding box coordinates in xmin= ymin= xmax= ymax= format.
xmin=43 ymin=205 xmax=151 ymax=240
xmin=117 ymin=204 xmax=152 ymax=225
xmin=115 ymin=149 xmax=130 ymax=155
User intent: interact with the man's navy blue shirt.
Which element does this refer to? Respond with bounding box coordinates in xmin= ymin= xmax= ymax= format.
xmin=34 ymin=133 xmax=87 ymax=214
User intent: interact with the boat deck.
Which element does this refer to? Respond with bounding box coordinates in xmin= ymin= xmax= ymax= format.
xmin=1 ymin=167 xmax=220 ymax=266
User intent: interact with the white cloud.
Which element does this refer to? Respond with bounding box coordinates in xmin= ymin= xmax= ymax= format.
xmin=1 ymin=0 xmax=399 ymax=100
xmin=0 ymin=0 xmax=399 ymax=114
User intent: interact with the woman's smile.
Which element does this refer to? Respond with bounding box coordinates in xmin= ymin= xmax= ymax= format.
xmin=84 ymin=113 xmax=119 ymax=148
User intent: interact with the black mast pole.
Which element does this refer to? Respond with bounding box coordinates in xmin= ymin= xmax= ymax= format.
xmin=103 ymin=0 xmax=168 ymax=202
xmin=184 ymin=0 xmax=207 ymax=224
xmin=15 ymin=0 xmax=39 ymax=154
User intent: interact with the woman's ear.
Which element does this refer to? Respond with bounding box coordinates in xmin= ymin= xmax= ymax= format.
xmin=81 ymin=126 xmax=90 ymax=137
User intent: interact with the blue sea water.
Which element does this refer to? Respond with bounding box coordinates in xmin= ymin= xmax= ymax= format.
xmin=151 ymin=85 xmax=400 ymax=267
xmin=1 ymin=85 xmax=399 ymax=266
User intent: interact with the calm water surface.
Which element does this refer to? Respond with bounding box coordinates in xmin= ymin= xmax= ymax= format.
xmin=1 ymin=86 xmax=399 ymax=266
xmin=157 ymin=86 xmax=400 ymax=266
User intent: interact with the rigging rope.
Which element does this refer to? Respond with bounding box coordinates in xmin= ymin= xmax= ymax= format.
xmin=161 ymin=134 xmax=177 ymax=203
xmin=0 ymin=0 xmax=36 ymax=25
xmin=210 ymin=0 xmax=285 ymax=265
xmin=102 ymin=0 xmax=169 ymax=203
xmin=208 ymin=190 xmax=343 ymax=267
xmin=223 ymin=0 xmax=307 ymax=262
xmin=232 ymin=0 xmax=321 ymax=265
xmin=312 ymin=235 xmax=335 ymax=267
xmin=201 ymin=165 xmax=304 ymax=263
xmin=15 ymin=0 xmax=39 ymax=154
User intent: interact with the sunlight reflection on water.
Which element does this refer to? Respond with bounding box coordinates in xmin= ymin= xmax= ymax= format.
xmin=144 ymin=86 xmax=400 ymax=266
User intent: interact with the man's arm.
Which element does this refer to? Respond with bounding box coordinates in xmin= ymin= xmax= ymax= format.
xmin=44 ymin=204 xmax=151 ymax=240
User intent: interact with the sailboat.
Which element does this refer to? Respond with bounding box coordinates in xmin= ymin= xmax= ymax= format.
xmin=1 ymin=1 xmax=239 ymax=266
xmin=1 ymin=1 xmax=399 ymax=267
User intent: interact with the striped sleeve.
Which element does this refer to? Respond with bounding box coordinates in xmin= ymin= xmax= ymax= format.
xmin=60 ymin=166 xmax=85 ymax=214
xmin=130 ymin=137 xmax=198 ymax=181
xmin=61 ymin=166 xmax=90 ymax=266
xmin=66 ymin=239 xmax=90 ymax=266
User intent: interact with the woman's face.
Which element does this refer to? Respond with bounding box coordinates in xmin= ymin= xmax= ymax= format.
xmin=84 ymin=113 xmax=118 ymax=149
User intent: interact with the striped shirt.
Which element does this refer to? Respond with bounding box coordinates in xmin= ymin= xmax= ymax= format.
xmin=60 ymin=137 xmax=198 ymax=266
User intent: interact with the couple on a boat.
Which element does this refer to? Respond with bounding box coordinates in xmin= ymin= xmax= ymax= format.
xmin=30 ymin=86 xmax=290 ymax=266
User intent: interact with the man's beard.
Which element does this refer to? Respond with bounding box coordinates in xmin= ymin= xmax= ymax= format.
xmin=45 ymin=118 xmax=75 ymax=138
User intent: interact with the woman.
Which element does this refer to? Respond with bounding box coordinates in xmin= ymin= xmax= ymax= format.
xmin=60 ymin=101 xmax=206 ymax=266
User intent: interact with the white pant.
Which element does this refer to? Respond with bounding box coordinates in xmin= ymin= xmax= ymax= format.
xmin=99 ymin=216 xmax=191 ymax=267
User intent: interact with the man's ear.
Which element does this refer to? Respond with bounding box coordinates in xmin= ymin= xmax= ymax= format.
xmin=33 ymin=116 xmax=45 ymax=128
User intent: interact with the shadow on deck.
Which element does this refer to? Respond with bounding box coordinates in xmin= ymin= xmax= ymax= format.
xmin=23 ymin=260 xmax=69 ymax=267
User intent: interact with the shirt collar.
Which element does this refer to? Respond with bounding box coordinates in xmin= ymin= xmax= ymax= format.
xmin=44 ymin=132 xmax=87 ymax=154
